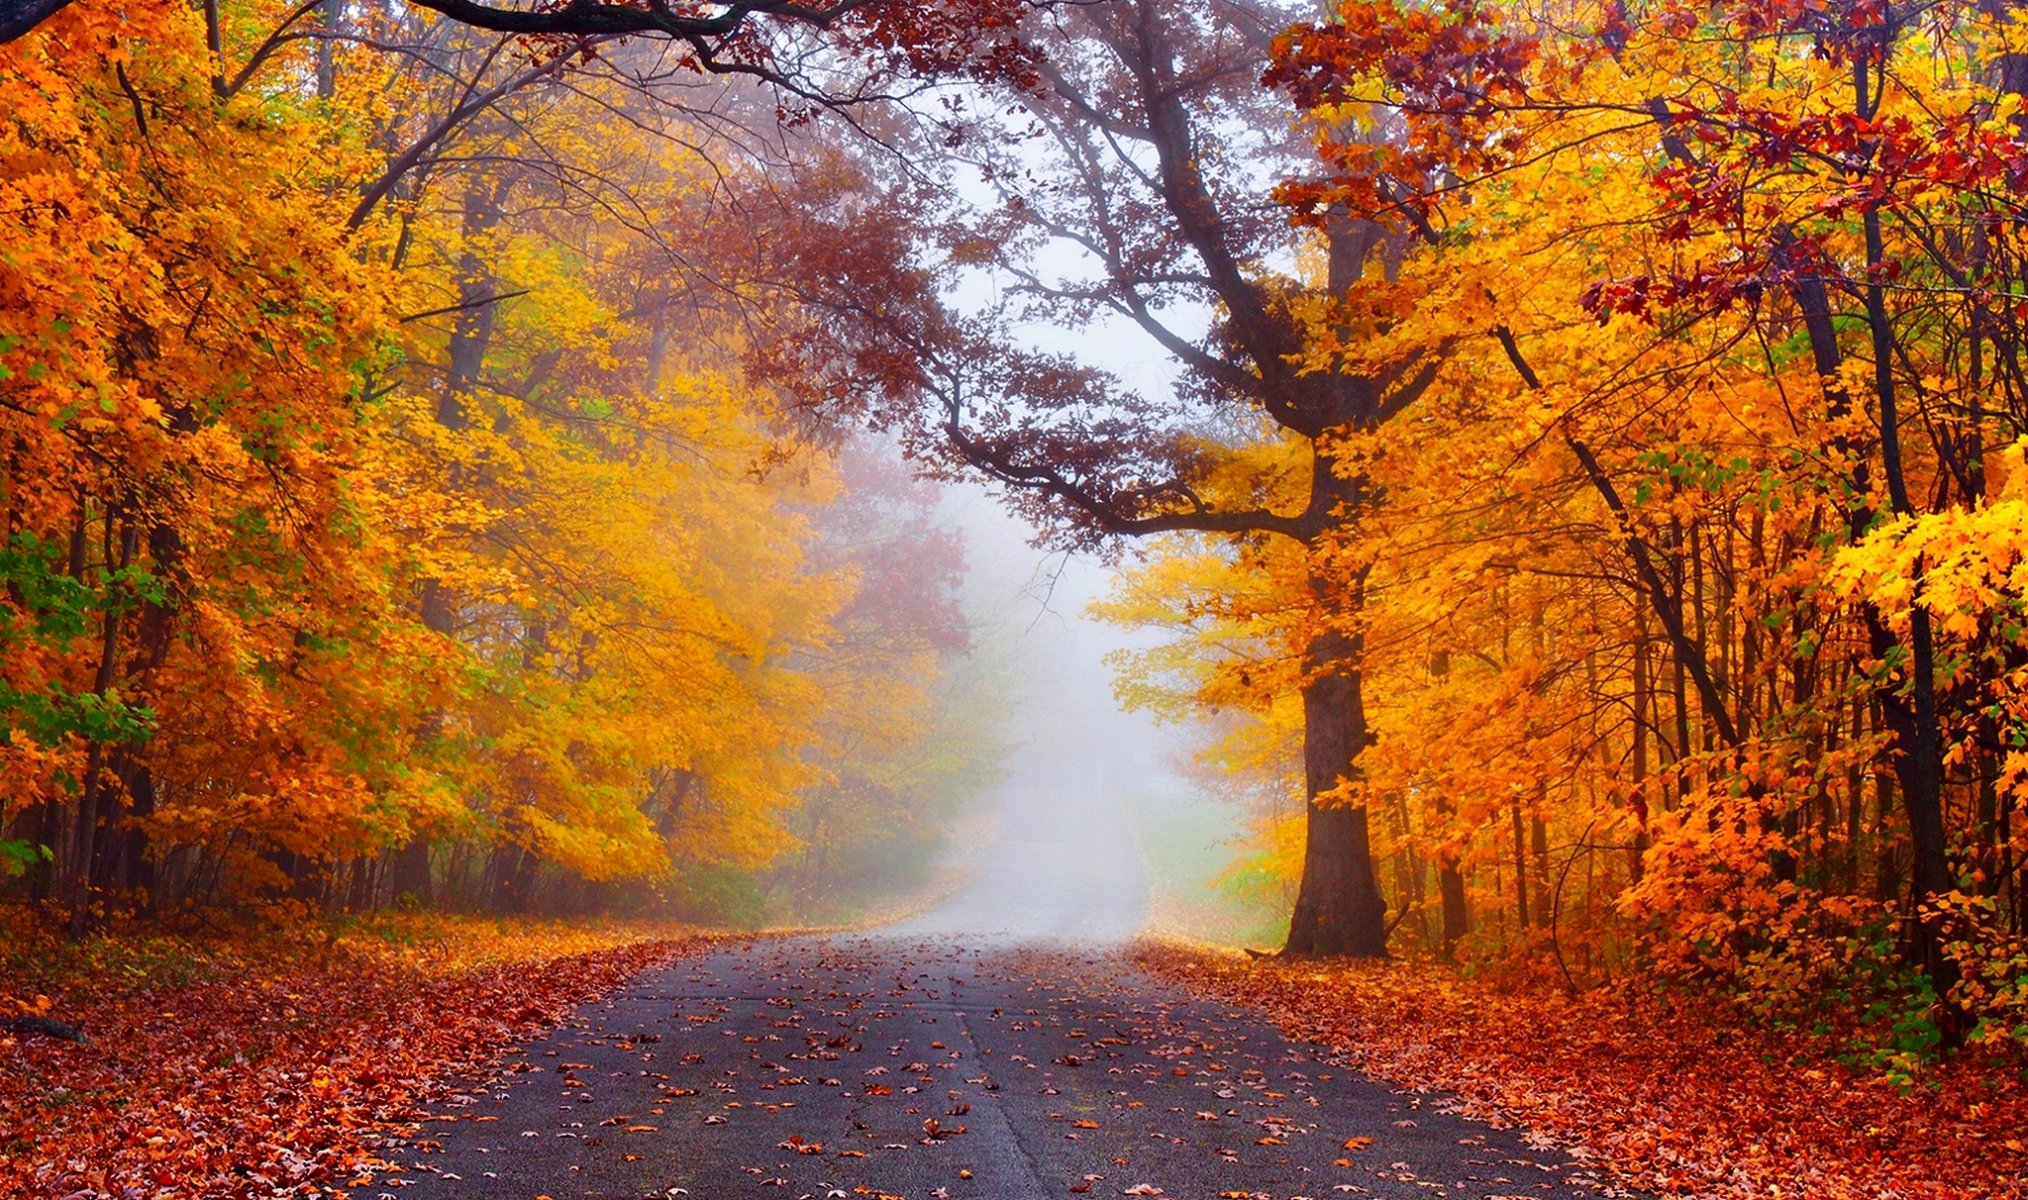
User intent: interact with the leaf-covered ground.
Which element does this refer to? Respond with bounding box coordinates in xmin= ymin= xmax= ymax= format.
xmin=1133 ymin=940 xmax=2028 ymax=1200
xmin=0 ymin=914 xmax=707 ymax=1199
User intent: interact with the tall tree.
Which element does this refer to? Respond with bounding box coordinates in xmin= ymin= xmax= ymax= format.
xmin=736 ymin=0 xmax=1450 ymax=955
xmin=1257 ymin=0 xmax=2028 ymax=1028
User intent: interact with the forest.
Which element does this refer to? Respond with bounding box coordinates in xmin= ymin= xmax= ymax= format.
xmin=0 ymin=0 xmax=1012 ymax=930
xmin=3 ymin=0 xmax=2028 ymax=1196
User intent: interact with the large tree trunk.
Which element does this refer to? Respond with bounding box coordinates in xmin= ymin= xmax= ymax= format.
xmin=1282 ymin=565 xmax=1388 ymax=957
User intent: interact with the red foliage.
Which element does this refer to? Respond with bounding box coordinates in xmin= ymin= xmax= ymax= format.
xmin=1134 ymin=940 xmax=2028 ymax=1199
xmin=1266 ymin=0 xmax=1538 ymax=230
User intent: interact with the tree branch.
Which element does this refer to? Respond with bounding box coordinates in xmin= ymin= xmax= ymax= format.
xmin=0 ymin=0 xmax=70 ymax=41
xmin=1493 ymin=325 xmax=1741 ymax=748
xmin=937 ymin=384 xmax=1309 ymax=541
xmin=404 ymin=0 xmax=856 ymax=39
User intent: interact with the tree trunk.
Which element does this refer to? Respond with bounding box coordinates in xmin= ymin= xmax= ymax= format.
xmin=1858 ymin=181 xmax=1960 ymax=1040
xmin=1630 ymin=606 xmax=1652 ymax=882
xmin=1530 ymin=803 xmax=1552 ymax=931
xmin=1428 ymin=652 xmax=1469 ymax=956
xmin=1437 ymin=856 xmax=1468 ymax=956
xmin=1874 ymin=765 xmax=1901 ymax=906
xmin=1282 ymin=566 xmax=1387 ymax=957
xmin=315 ymin=0 xmax=340 ymax=100
xmin=67 ymin=519 xmax=136 ymax=936
xmin=391 ymin=840 xmax=432 ymax=906
xmin=118 ymin=760 xmax=157 ymax=911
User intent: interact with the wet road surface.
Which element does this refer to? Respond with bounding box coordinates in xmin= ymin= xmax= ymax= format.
xmin=371 ymin=934 xmax=1627 ymax=1200
xmin=367 ymin=784 xmax=1628 ymax=1200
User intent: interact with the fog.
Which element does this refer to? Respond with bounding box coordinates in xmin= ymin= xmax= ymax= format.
xmin=879 ymin=193 xmax=1269 ymax=941
xmin=891 ymin=141 xmax=1259 ymax=942
xmin=890 ymin=484 xmax=1223 ymax=943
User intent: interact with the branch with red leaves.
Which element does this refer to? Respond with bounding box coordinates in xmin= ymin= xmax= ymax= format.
xmin=3 ymin=0 xmax=1043 ymax=108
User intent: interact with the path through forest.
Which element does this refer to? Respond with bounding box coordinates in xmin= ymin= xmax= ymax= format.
xmin=372 ymin=936 xmax=1624 ymax=1200
xmin=369 ymin=779 xmax=1627 ymax=1200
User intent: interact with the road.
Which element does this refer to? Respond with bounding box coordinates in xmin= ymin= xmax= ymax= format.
xmin=370 ymin=785 xmax=1628 ymax=1200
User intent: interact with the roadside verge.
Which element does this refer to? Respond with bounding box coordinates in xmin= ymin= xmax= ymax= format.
xmin=1 ymin=915 xmax=712 ymax=1198
xmin=1132 ymin=936 xmax=2027 ymax=1200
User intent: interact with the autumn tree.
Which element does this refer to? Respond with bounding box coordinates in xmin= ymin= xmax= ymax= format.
xmin=1201 ymin=0 xmax=2028 ymax=1035
xmin=0 ymin=2 xmax=400 ymax=929
xmin=736 ymin=0 xmax=1458 ymax=956
xmin=302 ymin=10 xmax=1005 ymax=914
xmin=0 ymin=0 xmax=1011 ymax=927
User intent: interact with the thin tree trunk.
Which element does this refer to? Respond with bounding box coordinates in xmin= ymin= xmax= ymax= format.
xmin=1630 ymin=605 xmax=1652 ymax=882
xmin=1531 ymin=802 xmax=1552 ymax=931
xmin=1437 ymin=854 xmax=1468 ymax=956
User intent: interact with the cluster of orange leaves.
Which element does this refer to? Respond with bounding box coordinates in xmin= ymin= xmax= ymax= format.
xmin=0 ymin=916 xmax=706 ymax=1198
xmin=1134 ymin=940 xmax=2028 ymax=1199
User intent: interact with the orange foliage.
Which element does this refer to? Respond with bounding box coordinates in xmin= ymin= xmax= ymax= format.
xmin=0 ymin=0 xmax=996 ymax=925
xmin=1095 ymin=0 xmax=2028 ymax=1058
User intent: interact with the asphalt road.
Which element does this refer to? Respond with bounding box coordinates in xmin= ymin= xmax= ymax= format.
xmin=366 ymin=785 xmax=1630 ymax=1200
xmin=370 ymin=935 xmax=1626 ymax=1200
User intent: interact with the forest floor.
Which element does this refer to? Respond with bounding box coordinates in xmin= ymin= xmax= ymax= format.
xmin=0 ymin=911 xmax=709 ymax=1198
xmin=1132 ymin=939 xmax=2028 ymax=1200
xmin=5 ymin=914 xmax=2023 ymax=1199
